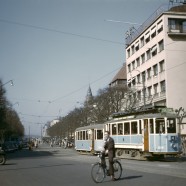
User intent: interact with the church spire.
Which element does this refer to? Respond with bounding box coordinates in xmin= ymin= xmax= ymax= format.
xmin=86 ymin=85 xmax=93 ymax=103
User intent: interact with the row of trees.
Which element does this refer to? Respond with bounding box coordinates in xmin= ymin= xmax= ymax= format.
xmin=47 ymin=84 xmax=137 ymax=139
xmin=0 ymin=80 xmax=24 ymax=143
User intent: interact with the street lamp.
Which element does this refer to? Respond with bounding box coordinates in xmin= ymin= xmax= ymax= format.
xmin=0 ymin=80 xmax=14 ymax=88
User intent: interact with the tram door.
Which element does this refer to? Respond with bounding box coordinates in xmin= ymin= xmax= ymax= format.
xmin=143 ymin=119 xmax=149 ymax=152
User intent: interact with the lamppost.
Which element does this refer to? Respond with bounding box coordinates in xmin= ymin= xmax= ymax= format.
xmin=0 ymin=80 xmax=14 ymax=88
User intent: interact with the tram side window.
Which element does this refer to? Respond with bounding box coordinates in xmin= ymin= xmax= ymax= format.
xmin=155 ymin=119 xmax=165 ymax=134
xmin=131 ymin=121 xmax=137 ymax=134
xmin=86 ymin=130 xmax=88 ymax=140
xmin=118 ymin=123 xmax=123 ymax=135
xmin=80 ymin=131 xmax=83 ymax=140
xmin=167 ymin=118 xmax=176 ymax=133
xmin=88 ymin=130 xmax=92 ymax=140
xmin=83 ymin=131 xmax=86 ymax=140
xmin=139 ymin=120 xmax=142 ymax=134
xmin=124 ymin=122 xmax=130 ymax=135
xmin=97 ymin=130 xmax=103 ymax=140
xmin=150 ymin=119 xmax=154 ymax=133
xmin=112 ymin=124 xmax=117 ymax=135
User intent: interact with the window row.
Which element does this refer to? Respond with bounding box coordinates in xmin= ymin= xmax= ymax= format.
xmin=75 ymin=129 xmax=103 ymax=140
xmin=127 ymin=20 xmax=163 ymax=58
xmin=128 ymin=40 xmax=164 ymax=73
xmin=128 ymin=60 xmax=165 ymax=85
xmin=133 ymin=80 xmax=166 ymax=101
xmin=107 ymin=118 xmax=176 ymax=136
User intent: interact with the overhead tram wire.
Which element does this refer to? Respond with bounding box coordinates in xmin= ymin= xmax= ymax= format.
xmin=0 ymin=18 xmax=124 ymax=45
xmin=51 ymin=65 xmax=124 ymax=103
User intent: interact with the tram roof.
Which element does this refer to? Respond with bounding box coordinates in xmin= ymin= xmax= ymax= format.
xmin=75 ymin=123 xmax=104 ymax=131
xmin=110 ymin=106 xmax=177 ymax=122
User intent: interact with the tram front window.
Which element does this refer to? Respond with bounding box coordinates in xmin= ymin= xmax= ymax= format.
xmin=97 ymin=130 xmax=103 ymax=140
xmin=167 ymin=118 xmax=176 ymax=133
xmin=155 ymin=119 xmax=165 ymax=134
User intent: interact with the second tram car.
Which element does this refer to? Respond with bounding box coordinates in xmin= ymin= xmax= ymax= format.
xmin=75 ymin=107 xmax=182 ymax=160
xmin=75 ymin=124 xmax=105 ymax=154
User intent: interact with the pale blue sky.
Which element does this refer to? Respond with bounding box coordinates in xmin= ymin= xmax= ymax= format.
xmin=0 ymin=0 xmax=168 ymax=135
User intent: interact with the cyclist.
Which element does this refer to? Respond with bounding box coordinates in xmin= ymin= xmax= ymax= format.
xmin=101 ymin=131 xmax=116 ymax=181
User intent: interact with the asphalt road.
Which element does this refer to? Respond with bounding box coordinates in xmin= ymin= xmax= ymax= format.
xmin=0 ymin=144 xmax=186 ymax=186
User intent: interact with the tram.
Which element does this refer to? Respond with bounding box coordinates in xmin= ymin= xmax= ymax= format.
xmin=75 ymin=106 xmax=182 ymax=159
xmin=75 ymin=124 xmax=105 ymax=154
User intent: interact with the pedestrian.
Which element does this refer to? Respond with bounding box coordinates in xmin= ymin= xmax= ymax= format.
xmin=101 ymin=131 xmax=116 ymax=181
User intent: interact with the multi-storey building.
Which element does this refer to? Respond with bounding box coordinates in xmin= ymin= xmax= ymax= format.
xmin=125 ymin=2 xmax=186 ymax=135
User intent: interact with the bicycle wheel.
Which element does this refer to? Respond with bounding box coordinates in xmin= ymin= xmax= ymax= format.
xmin=91 ymin=162 xmax=105 ymax=183
xmin=113 ymin=160 xmax=122 ymax=180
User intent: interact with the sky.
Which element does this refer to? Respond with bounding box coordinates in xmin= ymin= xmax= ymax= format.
xmin=0 ymin=0 xmax=169 ymax=136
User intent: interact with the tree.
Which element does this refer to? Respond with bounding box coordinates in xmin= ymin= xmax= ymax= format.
xmin=0 ymin=79 xmax=24 ymax=142
xmin=47 ymin=84 xmax=137 ymax=138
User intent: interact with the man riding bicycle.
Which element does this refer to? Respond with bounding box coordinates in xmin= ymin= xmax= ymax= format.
xmin=101 ymin=131 xmax=116 ymax=181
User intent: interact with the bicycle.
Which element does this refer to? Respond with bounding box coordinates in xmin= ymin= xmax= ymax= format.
xmin=91 ymin=153 xmax=122 ymax=183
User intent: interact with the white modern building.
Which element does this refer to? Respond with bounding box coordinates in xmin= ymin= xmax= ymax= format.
xmin=125 ymin=2 xmax=186 ymax=135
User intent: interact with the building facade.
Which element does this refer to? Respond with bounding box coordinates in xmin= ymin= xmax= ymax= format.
xmin=125 ymin=2 xmax=186 ymax=135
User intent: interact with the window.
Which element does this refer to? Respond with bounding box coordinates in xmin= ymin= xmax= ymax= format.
xmin=147 ymin=68 xmax=151 ymax=79
xmin=147 ymin=86 xmax=152 ymax=98
xmin=159 ymin=60 xmax=165 ymax=72
xmin=167 ymin=119 xmax=176 ymax=133
xmin=155 ymin=118 xmax=165 ymax=134
xmin=157 ymin=20 xmax=163 ymax=33
xmin=151 ymin=45 xmax=157 ymax=57
xmin=131 ymin=45 xmax=135 ymax=55
xmin=86 ymin=130 xmax=88 ymax=140
xmin=135 ymin=41 xmax=139 ymax=51
xmin=145 ymin=31 xmax=150 ymax=43
xmin=141 ymin=53 xmax=145 ymax=64
xmin=132 ymin=60 xmax=135 ymax=70
xmin=137 ymin=91 xmax=141 ymax=100
xmin=153 ymin=64 xmax=158 ymax=76
xmin=127 ymin=48 xmax=130 ymax=58
xmin=159 ymin=40 xmax=164 ymax=52
xmin=97 ymin=130 xmax=103 ymax=140
xmin=169 ymin=19 xmax=176 ymax=30
xmin=160 ymin=80 xmax=166 ymax=93
xmin=79 ymin=131 xmax=83 ymax=140
xmin=151 ymin=26 xmax=156 ymax=38
xmin=128 ymin=64 xmax=131 ymax=73
xmin=142 ymin=71 xmax=146 ymax=82
xmin=146 ymin=49 xmax=151 ymax=60
xmin=112 ymin=124 xmax=117 ymax=135
xmin=118 ymin=123 xmax=123 ymax=135
xmin=124 ymin=122 xmax=130 ymax=135
xmin=140 ymin=36 xmax=144 ymax=47
xmin=83 ymin=131 xmax=86 ymax=140
xmin=150 ymin=119 xmax=154 ymax=133
xmin=132 ymin=78 xmax=136 ymax=86
xmin=154 ymin=83 xmax=158 ymax=95
xmin=136 ymin=57 xmax=140 ymax=67
xmin=168 ymin=18 xmax=186 ymax=33
xmin=131 ymin=121 xmax=138 ymax=134
xmin=137 ymin=74 xmax=141 ymax=83
xmin=139 ymin=120 xmax=142 ymax=134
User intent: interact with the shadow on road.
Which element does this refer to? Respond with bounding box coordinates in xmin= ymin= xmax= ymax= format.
xmin=6 ymin=148 xmax=54 ymax=160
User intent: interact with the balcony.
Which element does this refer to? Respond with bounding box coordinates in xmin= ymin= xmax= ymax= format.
xmin=168 ymin=24 xmax=186 ymax=36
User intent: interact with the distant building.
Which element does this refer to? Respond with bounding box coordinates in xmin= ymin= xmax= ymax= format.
xmin=50 ymin=119 xmax=59 ymax=127
xmin=109 ymin=63 xmax=127 ymax=87
xmin=125 ymin=2 xmax=186 ymax=135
